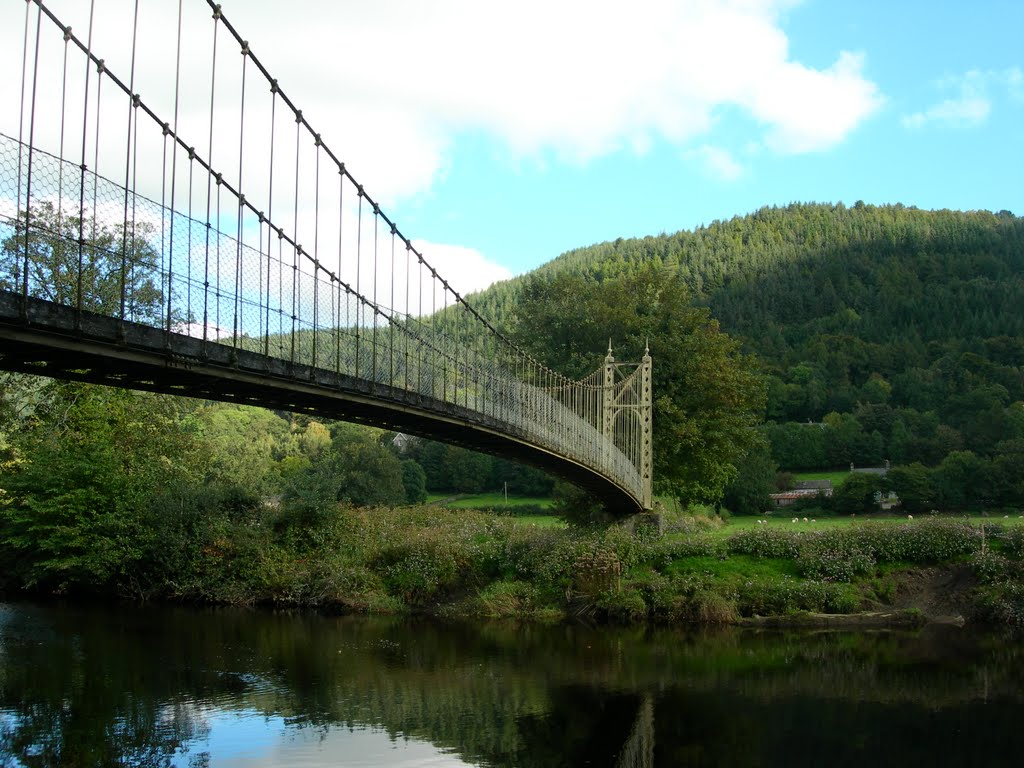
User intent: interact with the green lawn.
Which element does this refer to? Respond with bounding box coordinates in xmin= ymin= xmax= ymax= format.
xmin=511 ymin=515 xmax=567 ymax=528
xmin=791 ymin=470 xmax=851 ymax=488
xmin=720 ymin=512 xmax=1024 ymax=534
xmin=427 ymin=492 xmax=555 ymax=510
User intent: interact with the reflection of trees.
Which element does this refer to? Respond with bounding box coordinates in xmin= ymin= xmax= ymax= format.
xmin=0 ymin=605 xmax=211 ymax=767
xmin=2 ymin=604 xmax=1024 ymax=767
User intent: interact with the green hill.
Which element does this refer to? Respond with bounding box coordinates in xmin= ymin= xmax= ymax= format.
xmin=467 ymin=203 xmax=1024 ymax=475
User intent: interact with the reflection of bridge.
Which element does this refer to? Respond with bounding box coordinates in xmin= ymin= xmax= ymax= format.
xmin=0 ymin=1 xmax=652 ymax=510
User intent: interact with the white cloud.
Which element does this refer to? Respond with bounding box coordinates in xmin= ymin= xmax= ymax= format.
xmin=903 ymin=68 xmax=1021 ymax=130
xmin=753 ymin=51 xmax=884 ymax=153
xmin=409 ymin=240 xmax=513 ymax=302
xmin=1 ymin=0 xmax=882 ymax=297
xmin=686 ymin=144 xmax=745 ymax=181
xmin=902 ymin=96 xmax=990 ymax=130
xmin=1 ymin=1 xmax=881 ymax=199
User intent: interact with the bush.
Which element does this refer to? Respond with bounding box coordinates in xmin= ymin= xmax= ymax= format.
xmin=858 ymin=519 xmax=981 ymax=563
xmin=1002 ymin=526 xmax=1024 ymax=559
xmin=633 ymin=571 xmax=738 ymax=624
xmin=975 ymin=582 xmax=1024 ymax=631
xmin=660 ymin=510 xmax=724 ymax=535
xmin=796 ymin=531 xmax=876 ymax=582
xmin=727 ymin=527 xmax=801 ymax=559
xmin=595 ymin=586 xmax=648 ymax=623
xmin=472 ymin=580 xmax=544 ymax=618
xmin=736 ymin=576 xmax=858 ymax=615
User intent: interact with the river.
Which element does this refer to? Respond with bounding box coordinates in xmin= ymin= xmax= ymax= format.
xmin=1 ymin=600 xmax=1022 ymax=766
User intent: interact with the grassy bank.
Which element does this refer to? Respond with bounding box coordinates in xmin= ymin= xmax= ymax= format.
xmin=5 ymin=480 xmax=1023 ymax=630
xmin=54 ymin=501 xmax=1017 ymax=631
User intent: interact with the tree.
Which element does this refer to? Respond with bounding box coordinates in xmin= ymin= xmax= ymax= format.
xmin=401 ymin=459 xmax=428 ymax=504
xmin=0 ymin=381 xmax=203 ymax=591
xmin=1 ymin=201 xmax=164 ymax=323
xmin=832 ymin=473 xmax=883 ymax=515
xmin=886 ymin=463 xmax=934 ymax=513
xmin=444 ymin=446 xmax=493 ymax=494
xmin=198 ymin=404 xmax=295 ymax=495
xmin=930 ymin=450 xmax=989 ymax=510
xmin=282 ymin=423 xmax=406 ymax=525
xmin=722 ymin=437 xmax=777 ymax=516
xmin=513 ymin=265 xmax=765 ymax=505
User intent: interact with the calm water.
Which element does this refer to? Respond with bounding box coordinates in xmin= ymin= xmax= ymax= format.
xmin=1 ymin=601 xmax=1022 ymax=767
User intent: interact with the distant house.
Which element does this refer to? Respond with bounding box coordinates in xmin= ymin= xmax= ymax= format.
xmin=769 ymin=478 xmax=833 ymax=507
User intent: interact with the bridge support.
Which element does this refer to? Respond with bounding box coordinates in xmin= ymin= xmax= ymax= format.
xmin=640 ymin=344 xmax=653 ymax=510
xmin=603 ymin=342 xmax=653 ymax=510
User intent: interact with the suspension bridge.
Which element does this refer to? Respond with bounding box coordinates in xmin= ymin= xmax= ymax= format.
xmin=0 ymin=0 xmax=653 ymax=511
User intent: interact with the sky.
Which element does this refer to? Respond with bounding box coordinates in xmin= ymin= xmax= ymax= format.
xmin=3 ymin=0 xmax=1022 ymax=296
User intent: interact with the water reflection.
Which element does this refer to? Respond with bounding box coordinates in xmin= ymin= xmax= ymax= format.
xmin=1 ymin=601 xmax=1022 ymax=767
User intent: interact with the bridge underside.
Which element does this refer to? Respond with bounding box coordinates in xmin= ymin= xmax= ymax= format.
xmin=0 ymin=292 xmax=643 ymax=513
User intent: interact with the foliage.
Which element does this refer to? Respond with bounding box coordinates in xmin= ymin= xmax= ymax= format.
xmin=727 ymin=527 xmax=801 ymax=559
xmin=467 ymin=204 xmax=1024 ymax=492
xmin=281 ymin=423 xmax=406 ymax=527
xmin=400 ymin=459 xmax=428 ymax=504
xmin=831 ymin=472 xmax=883 ymax=515
xmin=795 ymin=531 xmax=876 ymax=582
xmin=0 ymin=382 xmax=204 ymax=592
xmin=721 ymin=436 xmax=777 ymax=515
xmin=512 ymin=263 xmax=765 ymax=505
xmin=1 ymin=201 xmax=164 ymax=322
xmin=551 ymin=480 xmax=612 ymax=527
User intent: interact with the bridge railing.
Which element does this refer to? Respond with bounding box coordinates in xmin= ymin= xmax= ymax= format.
xmin=1 ymin=0 xmax=649 ymax=507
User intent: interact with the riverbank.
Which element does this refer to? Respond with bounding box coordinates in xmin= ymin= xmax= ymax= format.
xmin=4 ymin=503 xmax=1023 ymax=632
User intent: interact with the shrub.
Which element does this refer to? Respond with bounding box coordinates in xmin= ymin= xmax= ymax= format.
xmin=727 ymin=527 xmax=801 ymax=559
xmin=975 ymin=582 xmax=1024 ymax=631
xmin=660 ymin=510 xmax=723 ymax=535
xmin=972 ymin=550 xmax=1013 ymax=584
xmin=688 ymin=589 xmax=740 ymax=624
xmin=473 ymin=580 xmax=544 ymax=618
xmin=736 ymin=576 xmax=859 ymax=615
xmin=595 ymin=586 xmax=648 ymax=623
xmin=371 ymin=525 xmax=471 ymax=605
xmin=1002 ymin=526 xmax=1024 ymax=559
xmin=796 ymin=530 xmax=876 ymax=583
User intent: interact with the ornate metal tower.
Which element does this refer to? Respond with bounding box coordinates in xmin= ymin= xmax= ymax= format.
xmin=602 ymin=342 xmax=654 ymax=510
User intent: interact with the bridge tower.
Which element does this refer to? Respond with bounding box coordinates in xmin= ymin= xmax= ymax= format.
xmin=603 ymin=342 xmax=653 ymax=510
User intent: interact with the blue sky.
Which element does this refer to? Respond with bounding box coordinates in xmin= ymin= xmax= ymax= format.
xmin=380 ymin=0 xmax=1024 ymax=277
xmin=3 ymin=0 xmax=1022 ymax=294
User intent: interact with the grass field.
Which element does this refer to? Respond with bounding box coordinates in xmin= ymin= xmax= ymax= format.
xmin=427 ymin=492 xmax=555 ymax=511
xmin=791 ymin=470 xmax=851 ymax=487
xmin=511 ymin=515 xmax=567 ymax=527
xmin=721 ymin=511 xmax=1024 ymax=533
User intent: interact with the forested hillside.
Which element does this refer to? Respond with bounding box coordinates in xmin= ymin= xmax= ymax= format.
xmin=468 ymin=203 xmax=1024 ymax=481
